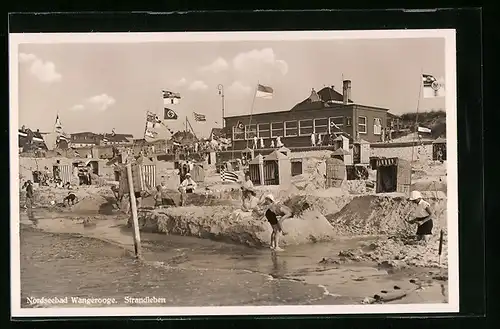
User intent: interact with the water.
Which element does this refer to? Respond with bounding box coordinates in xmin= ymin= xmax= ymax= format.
xmin=19 ymin=210 xmax=448 ymax=308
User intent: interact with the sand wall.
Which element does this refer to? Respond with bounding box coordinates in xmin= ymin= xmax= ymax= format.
xmin=133 ymin=206 xmax=337 ymax=248
xmin=327 ymin=193 xmax=447 ymax=237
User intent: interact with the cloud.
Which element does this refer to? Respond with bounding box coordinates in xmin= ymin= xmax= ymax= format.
xmin=188 ymin=80 xmax=208 ymax=91
xmin=228 ymin=81 xmax=252 ymax=95
xmin=19 ymin=52 xmax=62 ymax=83
xmin=200 ymin=57 xmax=229 ymax=73
xmin=87 ymin=94 xmax=116 ymax=111
xmin=174 ymin=77 xmax=187 ymax=86
xmin=233 ymin=48 xmax=288 ymax=76
xmin=70 ymin=104 xmax=85 ymax=111
xmin=19 ymin=53 xmax=37 ymax=63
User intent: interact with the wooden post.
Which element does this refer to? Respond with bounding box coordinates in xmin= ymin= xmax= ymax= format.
xmin=126 ymin=163 xmax=142 ymax=259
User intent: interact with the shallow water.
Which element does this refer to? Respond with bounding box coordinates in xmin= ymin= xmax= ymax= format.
xmin=18 ymin=209 xmax=448 ymax=308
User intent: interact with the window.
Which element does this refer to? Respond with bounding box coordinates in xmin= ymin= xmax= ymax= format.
xmin=373 ymin=118 xmax=382 ymax=135
xmin=314 ymin=118 xmax=329 ymax=134
xmin=358 ymin=116 xmax=367 ymax=134
xmin=346 ymin=117 xmax=352 ymax=126
xmin=299 ymin=119 xmax=313 ymax=136
xmin=245 ymin=124 xmax=257 ymax=140
xmin=257 ymin=123 xmax=270 ymax=138
xmin=271 ymin=122 xmax=284 ymax=138
xmin=284 ymin=121 xmax=298 ymax=137
xmin=328 ymin=117 xmax=344 ymax=134
xmin=232 ymin=126 xmax=245 ymax=140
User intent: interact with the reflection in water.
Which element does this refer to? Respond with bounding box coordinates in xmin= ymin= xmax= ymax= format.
xmin=27 ymin=209 xmax=38 ymax=225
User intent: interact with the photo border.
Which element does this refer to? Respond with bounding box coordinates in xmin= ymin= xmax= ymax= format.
xmin=7 ymin=9 xmax=484 ymax=321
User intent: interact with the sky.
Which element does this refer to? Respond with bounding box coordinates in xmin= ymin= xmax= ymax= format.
xmin=17 ymin=37 xmax=445 ymax=139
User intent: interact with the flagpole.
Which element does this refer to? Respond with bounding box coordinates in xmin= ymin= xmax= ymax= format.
xmin=246 ymin=82 xmax=258 ymax=149
xmin=218 ymin=84 xmax=225 ymax=129
xmin=409 ymin=68 xmax=424 ymax=196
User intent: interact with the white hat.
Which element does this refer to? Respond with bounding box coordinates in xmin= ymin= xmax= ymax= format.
xmin=409 ymin=190 xmax=422 ymax=201
xmin=185 ymin=173 xmax=191 ymax=177
xmin=264 ymin=194 xmax=275 ymax=202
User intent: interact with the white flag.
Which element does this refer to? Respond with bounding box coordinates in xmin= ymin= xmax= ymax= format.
xmin=422 ymin=74 xmax=445 ymax=98
xmin=255 ymin=84 xmax=273 ymax=99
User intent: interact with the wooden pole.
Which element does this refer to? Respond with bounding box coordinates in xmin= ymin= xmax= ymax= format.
xmin=126 ymin=163 xmax=142 ymax=259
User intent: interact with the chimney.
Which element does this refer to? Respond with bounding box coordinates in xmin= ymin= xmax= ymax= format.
xmin=342 ymin=80 xmax=351 ymax=104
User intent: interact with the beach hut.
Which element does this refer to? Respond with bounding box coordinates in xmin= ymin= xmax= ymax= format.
xmin=333 ymin=135 xmax=349 ymax=152
xmin=248 ymin=154 xmax=264 ymax=185
xmin=278 ymin=146 xmax=291 ymax=157
xmin=375 ymin=157 xmax=411 ymax=194
xmin=432 ymin=137 xmax=447 ymax=161
xmin=53 ymin=160 xmax=72 ymax=184
xmin=291 ymin=157 xmax=303 ymax=176
xmin=352 ymin=139 xmax=370 ymax=164
xmin=325 ymin=157 xmax=346 ymax=188
xmin=263 ymin=150 xmax=291 ymax=186
xmin=241 ymin=147 xmax=254 ymax=161
xmin=331 ymin=148 xmax=353 ymax=165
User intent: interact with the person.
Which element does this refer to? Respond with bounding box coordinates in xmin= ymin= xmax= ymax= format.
xmin=253 ymin=136 xmax=258 ymax=149
xmin=242 ymin=172 xmax=253 ymax=190
xmin=260 ymin=137 xmax=264 ymax=149
xmin=407 ymin=190 xmax=434 ymax=244
xmin=270 ymin=140 xmax=275 ymax=148
xmin=437 ymin=148 xmax=443 ymax=163
xmin=241 ymin=187 xmax=259 ymax=212
xmin=179 ymin=173 xmax=197 ymax=206
xmin=276 ymin=136 xmax=283 ymax=148
xmin=310 ymin=133 xmax=316 ymax=147
xmin=22 ymin=180 xmax=34 ymax=209
xmin=261 ymin=194 xmax=293 ymax=251
xmin=317 ymin=133 xmax=322 ymax=146
xmin=63 ymin=192 xmax=79 ymax=206
xmin=154 ymin=185 xmax=163 ymax=208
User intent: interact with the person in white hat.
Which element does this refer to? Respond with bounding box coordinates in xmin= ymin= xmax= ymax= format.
xmin=408 ymin=190 xmax=434 ymax=243
xmin=178 ymin=172 xmax=197 ymax=206
xmin=260 ymin=194 xmax=292 ymax=251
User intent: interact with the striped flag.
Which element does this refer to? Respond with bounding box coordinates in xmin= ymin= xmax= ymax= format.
xmin=255 ymin=84 xmax=273 ymax=99
xmin=162 ymin=90 xmax=181 ymax=105
xmin=193 ymin=112 xmax=206 ymax=122
xmin=220 ymin=169 xmax=239 ymax=183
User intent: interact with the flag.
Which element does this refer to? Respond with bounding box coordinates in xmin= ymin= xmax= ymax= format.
xmin=164 ymin=108 xmax=178 ymax=120
xmin=193 ymin=112 xmax=206 ymax=122
xmin=422 ymin=74 xmax=445 ymax=98
xmin=235 ymin=121 xmax=244 ymax=130
xmin=162 ymin=90 xmax=181 ymax=105
xmin=417 ymin=126 xmax=431 ymax=133
xmin=255 ymin=84 xmax=273 ymax=99
xmin=145 ymin=111 xmax=167 ymax=141
xmin=220 ymin=169 xmax=239 ymax=183
xmin=54 ymin=114 xmax=63 ymax=134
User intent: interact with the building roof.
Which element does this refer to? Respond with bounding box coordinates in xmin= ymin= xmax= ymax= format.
xmin=18 ymin=128 xmax=48 ymax=150
xmin=332 ymin=148 xmax=351 ymax=156
xmin=433 ymin=137 xmax=446 ymax=144
xmin=264 ymin=150 xmax=288 ymax=161
xmin=249 ymin=154 xmax=264 ymax=164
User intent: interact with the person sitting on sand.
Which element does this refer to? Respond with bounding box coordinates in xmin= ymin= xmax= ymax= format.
xmin=154 ymin=185 xmax=163 ymax=208
xmin=241 ymin=187 xmax=259 ymax=212
xmin=63 ymin=192 xmax=79 ymax=206
xmin=260 ymin=194 xmax=293 ymax=252
xmin=407 ymin=190 xmax=434 ymax=244
xmin=178 ymin=173 xmax=197 ymax=206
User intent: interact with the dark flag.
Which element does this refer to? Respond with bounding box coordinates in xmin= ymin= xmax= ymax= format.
xmin=236 ymin=121 xmax=244 ymax=130
xmin=164 ymin=108 xmax=178 ymax=120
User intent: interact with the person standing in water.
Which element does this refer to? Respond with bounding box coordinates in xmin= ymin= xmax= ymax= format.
xmin=408 ymin=190 xmax=434 ymax=244
xmin=261 ymin=194 xmax=292 ymax=251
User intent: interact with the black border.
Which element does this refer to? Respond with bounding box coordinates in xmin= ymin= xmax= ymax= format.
xmin=5 ymin=8 xmax=485 ymax=326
